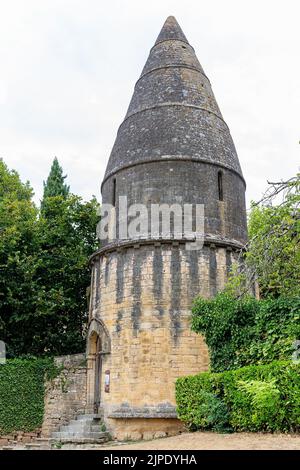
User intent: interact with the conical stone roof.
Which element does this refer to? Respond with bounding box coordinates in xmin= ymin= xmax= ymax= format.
xmin=103 ymin=16 xmax=244 ymax=185
xmin=154 ymin=15 xmax=189 ymax=45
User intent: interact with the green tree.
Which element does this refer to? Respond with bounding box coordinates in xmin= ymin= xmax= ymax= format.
xmin=30 ymin=194 xmax=99 ymax=356
xmin=0 ymin=159 xmax=39 ymax=354
xmin=246 ymin=174 xmax=300 ymax=297
xmin=0 ymin=158 xmax=100 ymax=357
xmin=41 ymin=157 xmax=69 ymax=206
xmin=225 ymin=174 xmax=300 ymax=299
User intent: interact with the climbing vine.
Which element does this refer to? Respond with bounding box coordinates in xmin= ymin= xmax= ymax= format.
xmin=191 ymin=293 xmax=300 ymax=372
xmin=0 ymin=358 xmax=58 ymax=434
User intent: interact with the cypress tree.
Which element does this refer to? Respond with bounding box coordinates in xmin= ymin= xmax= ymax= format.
xmin=42 ymin=157 xmax=70 ymax=202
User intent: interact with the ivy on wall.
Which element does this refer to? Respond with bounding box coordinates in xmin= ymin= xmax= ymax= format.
xmin=0 ymin=358 xmax=58 ymax=435
xmin=191 ymin=293 xmax=300 ymax=372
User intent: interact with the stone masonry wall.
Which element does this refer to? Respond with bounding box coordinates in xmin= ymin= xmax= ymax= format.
xmin=0 ymin=429 xmax=42 ymax=447
xmin=42 ymin=354 xmax=87 ymax=437
xmin=89 ymin=242 xmax=240 ymax=438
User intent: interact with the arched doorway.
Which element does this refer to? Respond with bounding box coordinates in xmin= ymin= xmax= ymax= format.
xmin=86 ymin=319 xmax=111 ymax=414
xmin=88 ymin=332 xmax=102 ymax=413
xmin=94 ymin=335 xmax=103 ymax=413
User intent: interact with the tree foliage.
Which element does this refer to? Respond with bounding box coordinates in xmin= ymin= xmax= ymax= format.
xmin=0 ymin=159 xmax=39 ymax=353
xmin=232 ymin=174 xmax=300 ymax=298
xmin=0 ymin=158 xmax=99 ymax=357
xmin=29 ymin=194 xmax=100 ymax=356
xmin=42 ymin=157 xmax=70 ymax=202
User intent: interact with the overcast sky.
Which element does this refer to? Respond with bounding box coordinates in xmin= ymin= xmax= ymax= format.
xmin=0 ymin=0 xmax=299 ymax=207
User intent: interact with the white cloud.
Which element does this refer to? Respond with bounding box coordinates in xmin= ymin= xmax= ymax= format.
xmin=0 ymin=0 xmax=299 ymax=206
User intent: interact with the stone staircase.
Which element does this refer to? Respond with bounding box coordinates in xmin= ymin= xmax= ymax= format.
xmin=50 ymin=414 xmax=111 ymax=445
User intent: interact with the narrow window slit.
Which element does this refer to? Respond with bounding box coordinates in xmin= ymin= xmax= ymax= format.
xmin=218 ymin=171 xmax=223 ymax=201
xmin=112 ymin=178 xmax=116 ymax=206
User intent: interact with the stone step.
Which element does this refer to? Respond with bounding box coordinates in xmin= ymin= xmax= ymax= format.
xmin=50 ymin=435 xmax=109 ymax=445
xmin=61 ymin=420 xmax=93 ymax=427
xmin=59 ymin=424 xmax=103 ymax=433
xmin=76 ymin=414 xmax=102 ymax=421
xmin=90 ymin=424 xmax=104 ymax=432
xmin=67 ymin=420 xmax=84 ymax=426
xmin=50 ymin=412 xmax=110 ymax=445
xmin=52 ymin=431 xmax=108 ymax=440
xmin=25 ymin=443 xmax=51 ymax=450
xmin=59 ymin=422 xmax=88 ymax=429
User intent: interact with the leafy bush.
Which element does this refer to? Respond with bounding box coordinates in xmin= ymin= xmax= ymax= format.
xmin=197 ymin=392 xmax=230 ymax=432
xmin=176 ymin=361 xmax=300 ymax=433
xmin=175 ymin=371 xmax=230 ymax=432
xmin=191 ymin=293 xmax=300 ymax=372
xmin=0 ymin=358 xmax=58 ymax=434
xmin=237 ymin=379 xmax=280 ymax=428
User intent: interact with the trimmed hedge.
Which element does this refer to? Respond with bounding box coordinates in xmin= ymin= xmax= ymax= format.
xmin=176 ymin=361 xmax=300 ymax=432
xmin=0 ymin=358 xmax=57 ymax=435
xmin=191 ymin=294 xmax=300 ymax=372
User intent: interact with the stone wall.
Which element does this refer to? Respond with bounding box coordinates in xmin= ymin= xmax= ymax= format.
xmin=0 ymin=429 xmax=41 ymax=447
xmin=101 ymin=161 xmax=247 ymax=250
xmin=88 ymin=242 xmax=240 ymax=438
xmin=109 ymin=418 xmax=184 ymax=442
xmin=42 ymin=354 xmax=87 ymax=437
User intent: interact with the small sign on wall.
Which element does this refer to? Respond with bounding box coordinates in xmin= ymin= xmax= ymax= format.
xmin=0 ymin=341 xmax=6 ymax=364
xmin=104 ymin=370 xmax=110 ymax=393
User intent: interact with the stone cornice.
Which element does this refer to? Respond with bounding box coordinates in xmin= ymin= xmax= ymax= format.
xmin=89 ymin=235 xmax=246 ymax=265
xmin=108 ymin=404 xmax=178 ymax=419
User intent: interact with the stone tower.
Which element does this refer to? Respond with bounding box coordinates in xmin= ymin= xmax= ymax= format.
xmin=87 ymin=16 xmax=247 ymax=440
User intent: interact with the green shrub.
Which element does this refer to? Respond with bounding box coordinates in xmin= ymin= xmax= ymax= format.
xmin=176 ymin=371 xmax=230 ymax=432
xmin=237 ymin=379 xmax=280 ymax=429
xmin=198 ymin=392 xmax=231 ymax=432
xmin=191 ymin=293 xmax=300 ymax=372
xmin=176 ymin=361 xmax=300 ymax=433
xmin=0 ymin=358 xmax=58 ymax=434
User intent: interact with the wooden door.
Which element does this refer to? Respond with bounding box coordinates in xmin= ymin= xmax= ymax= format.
xmin=94 ymin=336 xmax=102 ymax=413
